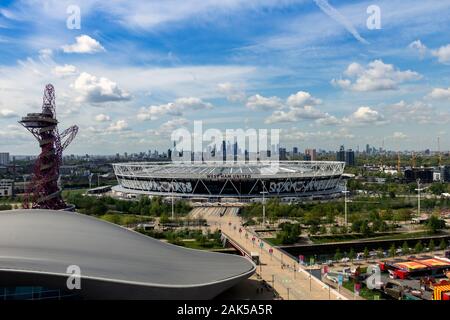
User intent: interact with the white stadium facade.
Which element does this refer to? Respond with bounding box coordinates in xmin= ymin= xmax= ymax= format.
xmin=112 ymin=161 xmax=346 ymax=202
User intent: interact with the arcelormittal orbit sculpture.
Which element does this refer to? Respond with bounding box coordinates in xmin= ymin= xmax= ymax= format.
xmin=19 ymin=84 xmax=78 ymax=209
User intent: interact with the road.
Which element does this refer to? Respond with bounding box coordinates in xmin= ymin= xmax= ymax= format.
xmin=203 ymin=210 xmax=348 ymax=300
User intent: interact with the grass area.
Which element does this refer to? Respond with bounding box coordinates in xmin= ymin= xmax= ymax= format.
xmin=310 ymin=233 xmax=395 ymax=244
xmin=343 ymin=280 xmax=384 ymax=300
xmin=137 ymin=228 xmax=224 ymax=250
xmin=98 ymin=213 xmax=153 ymax=226
xmin=310 ymin=230 xmax=439 ymax=244
xmin=62 ymin=188 xmax=87 ymax=199
xmin=370 ymin=231 xmax=435 ymax=241
xmin=263 ymin=237 xmax=285 ymax=246
xmin=181 ymin=240 xmax=225 ymax=250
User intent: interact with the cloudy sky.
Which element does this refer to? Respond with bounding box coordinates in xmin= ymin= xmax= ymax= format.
xmin=1 ymin=0 xmax=450 ymax=155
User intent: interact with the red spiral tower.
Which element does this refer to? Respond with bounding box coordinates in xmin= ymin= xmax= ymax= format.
xmin=19 ymin=84 xmax=78 ymax=210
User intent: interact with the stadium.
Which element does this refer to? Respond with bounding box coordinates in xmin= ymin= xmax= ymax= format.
xmin=112 ymin=161 xmax=346 ymax=202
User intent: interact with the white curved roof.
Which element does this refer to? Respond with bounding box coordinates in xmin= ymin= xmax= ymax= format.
xmin=0 ymin=210 xmax=254 ymax=287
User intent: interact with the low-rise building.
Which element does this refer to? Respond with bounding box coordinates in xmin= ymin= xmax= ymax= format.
xmin=0 ymin=179 xmax=13 ymax=197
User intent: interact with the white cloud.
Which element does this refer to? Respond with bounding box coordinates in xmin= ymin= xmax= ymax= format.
xmin=386 ymin=100 xmax=450 ymax=124
xmin=73 ymin=72 xmax=131 ymax=103
xmin=286 ymin=91 xmax=321 ymax=108
xmin=217 ymin=82 xmax=246 ymax=102
xmin=52 ymin=64 xmax=77 ymax=77
xmin=265 ymin=106 xmax=329 ymax=124
xmin=392 ymin=131 xmax=407 ymax=139
xmin=432 ymin=44 xmax=450 ymax=64
xmin=408 ymin=40 xmax=427 ymax=58
xmin=107 ymin=120 xmax=129 ymax=132
xmin=62 ymin=35 xmax=105 ymax=54
xmin=159 ymin=118 xmax=189 ymax=132
xmin=38 ymin=48 xmax=53 ymax=62
xmin=95 ymin=114 xmax=111 ymax=122
xmin=174 ymin=97 xmax=213 ymax=110
xmin=137 ymin=97 xmax=212 ymax=121
xmin=313 ymin=0 xmax=368 ymax=44
xmin=342 ymin=106 xmax=386 ymax=126
xmin=427 ymin=87 xmax=450 ymax=100
xmin=284 ymin=127 xmax=354 ymax=141
xmin=138 ymin=103 xmax=179 ymax=121
xmin=148 ymin=118 xmax=190 ymax=136
xmin=332 ymin=60 xmax=421 ymax=91
xmin=0 ymin=126 xmax=29 ymax=144
xmin=246 ymin=94 xmax=283 ymax=111
xmin=263 ymin=90 xmax=327 ymax=124
xmin=0 ymin=109 xmax=18 ymax=118
xmin=315 ymin=115 xmax=340 ymax=126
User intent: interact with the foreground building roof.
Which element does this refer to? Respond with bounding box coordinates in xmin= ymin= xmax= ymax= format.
xmin=0 ymin=209 xmax=255 ymax=299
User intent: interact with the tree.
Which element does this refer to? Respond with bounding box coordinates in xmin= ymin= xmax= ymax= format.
xmin=340 ymin=225 xmax=348 ymax=234
xmin=428 ymin=239 xmax=435 ymax=251
xmin=402 ymin=241 xmax=410 ymax=255
xmin=414 ymin=241 xmax=424 ymax=254
xmin=351 ymin=219 xmax=363 ymax=233
xmin=429 ymin=183 xmax=447 ymax=195
xmin=363 ymin=247 xmax=370 ymax=260
xmin=360 ymin=220 xmax=372 ymax=237
xmin=159 ymin=213 xmax=170 ymax=225
xmin=330 ymin=225 xmax=340 ymax=235
xmin=427 ymin=216 xmax=445 ymax=234
xmin=309 ymin=224 xmax=319 ymax=235
xmin=439 ymin=239 xmax=447 ymax=251
xmin=377 ymin=247 xmax=384 ymax=259
xmin=334 ymin=248 xmax=343 ymax=262
xmin=394 ymin=209 xmax=412 ymax=223
xmin=389 ymin=243 xmax=396 ymax=257
xmin=348 ymin=248 xmax=356 ymax=261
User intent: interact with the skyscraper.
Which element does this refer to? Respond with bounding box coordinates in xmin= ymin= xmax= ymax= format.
xmin=345 ymin=149 xmax=356 ymax=166
xmin=305 ymin=149 xmax=317 ymax=161
xmin=0 ymin=153 xmax=9 ymax=166
xmin=336 ymin=145 xmax=345 ymax=162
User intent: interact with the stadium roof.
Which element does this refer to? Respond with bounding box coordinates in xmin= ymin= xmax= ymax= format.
xmin=0 ymin=210 xmax=255 ymax=289
xmin=113 ymin=161 xmax=345 ymax=179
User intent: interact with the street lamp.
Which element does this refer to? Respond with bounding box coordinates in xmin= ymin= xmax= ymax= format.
xmin=260 ymin=188 xmax=268 ymax=227
xmin=171 ymin=179 xmax=175 ymax=220
xmin=342 ymin=180 xmax=350 ymax=227
xmin=415 ymin=178 xmax=426 ymax=218
xmin=88 ymin=173 xmax=93 ymax=189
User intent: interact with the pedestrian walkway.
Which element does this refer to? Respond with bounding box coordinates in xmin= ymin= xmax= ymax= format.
xmin=212 ymin=214 xmax=347 ymax=300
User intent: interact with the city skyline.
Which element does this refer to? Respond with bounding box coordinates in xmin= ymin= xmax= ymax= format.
xmin=1 ymin=0 xmax=450 ymax=155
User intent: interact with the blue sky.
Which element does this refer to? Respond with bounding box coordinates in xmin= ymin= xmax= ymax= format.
xmin=1 ymin=0 xmax=450 ymax=155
